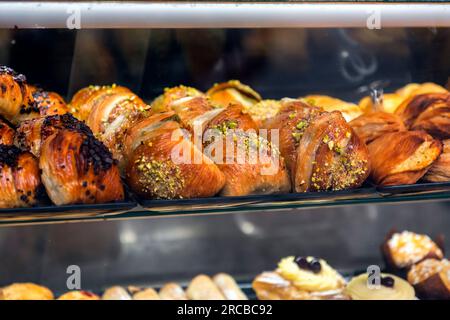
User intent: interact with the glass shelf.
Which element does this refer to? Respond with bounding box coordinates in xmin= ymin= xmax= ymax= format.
xmin=1 ymin=182 xmax=449 ymax=227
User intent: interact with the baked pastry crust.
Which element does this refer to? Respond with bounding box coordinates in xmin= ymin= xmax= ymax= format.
xmin=302 ymin=95 xmax=362 ymax=122
xmin=381 ymin=230 xmax=444 ymax=273
xmin=40 ymin=129 xmax=124 ymax=205
xmin=395 ymin=93 xmax=450 ymax=139
xmin=424 ymin=139 xmax=450 ymax=182
xmin=0 ymin=145 xmax=43 ymax=208
xmin=252 ymin=256 xmax=348 ymax=300
xmin=186 ymin=275 xmax=226 ymax=300
xmin=0 ymin=118 xmax=15 ymax=145
xmin=407 ymin=259 xmax=450 ymax=300
xmin=349 ymin=111 xmax=406 ymax=144
xmin=207 ymin=80 xmax=261 ymax=109
xmin=58 ymin=291 xmax=100 ymax=300
xmin=0 ymin=283 xmax=53 ymax=300
xmin=368 ymin=131 xmax=442 ymax=186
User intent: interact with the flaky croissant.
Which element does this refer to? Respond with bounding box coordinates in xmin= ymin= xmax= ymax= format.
xmin=264 ymin=99 xmax=370 ymax=192
xmin=40 ymin=129 xmax=124 ymax=205
xmin=395 ymin=93 xmax=450 ymax=139
xmin=0 ymin=145 xmax=43 ymax=208
xmin=349 ymin=111 xmax=406 ymax=144
xmin=70 ymin=85 xmax=151 ymax=168
xmin=155 ymin=87 xmax=290 ymax=196
xmin=15 ymin=113 xmax=93 ymax=157
xmin=206 ymin=80 xmax=261 ymax=109
xmin=0 ymin=66 xmax=68 ymax=124
xmin=125 ymin=112 xmax=225 ymax=199
xmin=0 ymin=118 xmax=15 ymax=145
xmin=368 ymin=131 xmax=442 ymax=186
xmin=0 ymin=66 xmax=34 ymax=123
xmin=423 ymin=139 xmax=450 ymax=182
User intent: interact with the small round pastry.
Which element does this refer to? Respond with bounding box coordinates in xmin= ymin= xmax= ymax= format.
xmin=252 ymin=256 xmax=348 ymax=300
xmin=102 ymin=286 xmax=132 ymax=300
xmin=213 ymin=273 xmax=248 ymax=300
xmin=382 ymin=230 xmax=444 ymax=272
xmin=302 ymin=95 xmax=362 ymax=122
xmin=407 ymin=259 xmax=450 ymax=300
xmin=58 ymin=291 xmax=100 ymax=300
xmin=0 ymin=283 xmax=54 ymax=300
xmin=0 ymin=145 xmax=43 ymax=208
xmin=159 ymin=283 xmax=188 ymax=300
xmin=186 ymin=275 xmax=225 ymax=300
xmin=40 ymin=129 xmax=124 ymax=205
xmin=0 ymin=118 xmax=15 ymax=145
xmin=345 ymin=273 xmax=415 ymax=300
xmin=132 ymin=288 xmax=160 ymax=300
xmin=206 ymin=80 xmax=261 ymax=109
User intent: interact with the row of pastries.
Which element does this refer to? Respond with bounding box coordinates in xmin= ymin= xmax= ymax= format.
xmin=0 ymin=65 xmax=450 ymax=208
xmin=1 ymin=230 xmax=448 ymax=300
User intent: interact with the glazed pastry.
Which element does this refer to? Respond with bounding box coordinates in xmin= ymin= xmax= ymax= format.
xmin=349 ymin=111 xmax=406 ymax=144
xmin=252 ymin=256 xmax=348 ymax=300
xmin=29 ymin=86 xmax=68 ymax=118
xmin=0 ymin=118 xmax=15 ymax=145
xmin=0 ymin=66 xmax=34 ymax=124
xmin=206 ymin=80 xmax=261 ymax=109
xmin=125 ymin=112 xmax=226 ymax=199
xmin=132 ymin=288 xmax=160 ymax=300
xmin=395 ymin=93 xmax=450 ymax=139
xmin=151 ymin=85 xmax=204 ymax=114
xmin=58 ymin=291 xmax=100 ymax=300
xmin=159 ymin=283 xmax=188 ymax=300
xmin=40 ymin=129 xmax=124 ymax=205
xmin=382 ymin=230 xmax=444 ymax=272
xmin=213 ymin=273 xmax=248 ymax=300
xmin=302 ymin=95 xmax=362 ymax=122
xmin=0 ymin=283 xmax=53 ymax=300
xmin=102 ymin=286 xmax=132 ymax=300
xmin=359 ymin=93 xmax=405 ymax=114
xmin=345 ymin=273 xmax=415 ymax=300
xmin=368 ymin=131 xmax=442 ymax=186
xmin=423 ymin=139 xmax=450 ymax=182
xmin=0 ymin=145 xmax=43 ymax=208
xmin=16 ymin=113 xmax=93 ymax=157
xmin=70 ymin=85 xmax=151 ymax=168
xmin=407 ymin=258 xmax=450 ymax=300
xmin=264 ymin=99 xmax=370 ymax=192
xmin=186 ymin=275 xmax=226 ymax=300
xmin=149 ymin=89 xmax=290 ymax=197
xmin=359 ymin=82 xmax=447 ymax=114
xmin=203 ymin=105 xmax=291 ymax=196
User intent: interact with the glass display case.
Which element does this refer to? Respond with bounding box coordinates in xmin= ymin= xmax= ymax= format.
xmin=0 ymin=1 xmax=449 ymax=300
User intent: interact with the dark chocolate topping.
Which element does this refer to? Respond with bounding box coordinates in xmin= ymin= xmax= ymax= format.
xmin=42 ymin=113 xmax=93 ymax=139
xmin=0 ymin=66 xmax=27 ymax=84
xmin=0 ymin=144 xmax=22 ymax=168
xmin=79 ymin=133 xmax=116 ymax=174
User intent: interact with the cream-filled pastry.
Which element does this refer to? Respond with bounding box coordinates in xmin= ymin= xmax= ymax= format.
xmin=345 ymin=273 xmax=415 ymax=300
xmin=252 ymin=256 xmax=348 ymax=300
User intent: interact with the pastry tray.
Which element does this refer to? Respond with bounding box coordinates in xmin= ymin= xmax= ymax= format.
xmin=0 ymin=181 xmax=449 ymax=226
